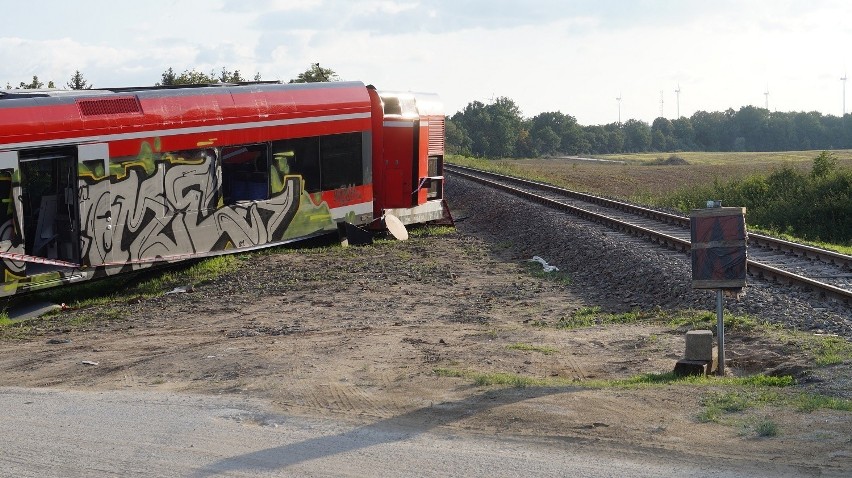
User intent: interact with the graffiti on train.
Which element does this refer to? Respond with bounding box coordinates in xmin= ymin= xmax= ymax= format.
xmin=76 ymin=140 xmax=335 ymax=273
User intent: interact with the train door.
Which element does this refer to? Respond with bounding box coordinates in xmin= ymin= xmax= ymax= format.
xmin=77 ymin=143 xmax=111 ymax=267
xmin=19 ymin=147 xmax=81 ymax=274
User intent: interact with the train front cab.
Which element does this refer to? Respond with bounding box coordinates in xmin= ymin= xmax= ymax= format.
xmin=369 ymin=88 xmax=446 ymax=226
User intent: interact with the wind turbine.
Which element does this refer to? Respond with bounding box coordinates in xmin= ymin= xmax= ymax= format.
xmin=659 ymin=90 xmax=664 ymax=118
xmin=842 ymin=74 xmax=848 ymax=116
xmin=675 ymin=84 xmax=681 ymax=118
xmin=616 ymin=93 xmax=622 ymax=125
xmin=764 ymin=85 xmax=769 ymax=110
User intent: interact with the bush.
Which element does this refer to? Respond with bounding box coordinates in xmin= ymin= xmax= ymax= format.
xmin=660 ymin=152 xmax=851 ymax=245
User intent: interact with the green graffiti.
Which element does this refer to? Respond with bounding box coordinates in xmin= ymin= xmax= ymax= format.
xmin=283 ymin=189 xmax=335 ymax=239
xmin=110 ymin=140 xmax=159 ymax=179
xmin=270 ymin=151 xmax=293 ymax=195
xmin=78 ymin=160 xmax=106 ymax=180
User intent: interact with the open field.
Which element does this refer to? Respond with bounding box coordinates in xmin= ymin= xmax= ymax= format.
xmin=448 ymin=150 xmax=852 ymax=203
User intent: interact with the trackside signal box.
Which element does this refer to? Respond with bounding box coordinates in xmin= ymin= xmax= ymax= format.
xmin=690 ymin=207 xmax=747 ymax=289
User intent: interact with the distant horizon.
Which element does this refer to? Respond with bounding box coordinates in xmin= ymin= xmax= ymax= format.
xmin=7 ymin=72 xmax=850 ymax=129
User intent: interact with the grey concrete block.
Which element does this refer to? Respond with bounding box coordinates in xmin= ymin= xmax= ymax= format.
xmin=685 ymin=330 xmax=713 ymax=361
xmin=673 ymin=359 xmax=711 ymax=377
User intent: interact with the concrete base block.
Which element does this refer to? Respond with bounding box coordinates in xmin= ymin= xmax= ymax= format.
xmin=673 ymin=359 xmax=712 ymax=377
xmin=685 ymin=330 xmax=713 ymax=361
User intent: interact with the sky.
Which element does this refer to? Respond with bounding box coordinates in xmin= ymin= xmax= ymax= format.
xmin=2 ymin=0 xmax=852 ymax=126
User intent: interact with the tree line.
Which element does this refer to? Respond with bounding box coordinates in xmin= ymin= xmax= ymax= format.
xmin=448 ymin=97 xmax=852 ymax=157
xmin=9 ymin=66 xmax=849 ymax=156
xmin=3 ymin=63 xmax=338 ymax=91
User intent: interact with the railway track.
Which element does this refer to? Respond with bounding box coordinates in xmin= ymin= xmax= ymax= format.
xmin=445 ymin=164 xmax=852 ymax=304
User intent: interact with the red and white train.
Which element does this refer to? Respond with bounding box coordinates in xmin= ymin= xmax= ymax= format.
xmin=0 ymin=81 xmax=446 ymax=296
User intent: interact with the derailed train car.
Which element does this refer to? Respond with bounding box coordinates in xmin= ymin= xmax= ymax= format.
xmin=0 ymin=81 xmax=446 ymax=296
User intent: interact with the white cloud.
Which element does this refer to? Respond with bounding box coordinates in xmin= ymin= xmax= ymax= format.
xmin=2 ymin=0 xmax=852 ymax=124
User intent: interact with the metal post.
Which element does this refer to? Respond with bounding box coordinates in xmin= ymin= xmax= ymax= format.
xmin=716 ymin=289 xmax=725 ymax=376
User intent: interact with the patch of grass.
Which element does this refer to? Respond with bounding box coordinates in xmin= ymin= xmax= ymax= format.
xmin=134 ymin=255 xmax=240 ymax=296
xmin=408 ymin=225 xmax=456 ymax=238
xmin=556 ymin=306 xmax=598 ymax=328
xmin=704 ymin=391 xmax=754 ymax=412
xmin=473 ymin=372 xmax=545 ymax=388
xmin=555 ymin=307 xmax=653 ymax=329
xmin=666 ymin=309 xmax=760 ymax=332
xmin=586 ymin=373 xmax=794 ymax=389
xmin=792 ymin=393 xmax=852 ymax=412
xmin=67 ymin=308 xmax=124 ymax=327
xmin=696 ymin=407 xmax=723 ymax=423
xmin=754 ymin=418 xmax=779 ymax=437
xmin=507 ymin=343 xmax=557 ymax=355
xmin=805 ymin=336 xmax=852 ymax=366
xmin=433 ymin=368 xmax=465 ymax=378
xmin=748 ymin=227 xmax=852 ymax=255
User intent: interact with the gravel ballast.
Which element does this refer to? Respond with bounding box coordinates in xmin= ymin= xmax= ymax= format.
xmin=446 ymin=176 xmax=852 ymax=338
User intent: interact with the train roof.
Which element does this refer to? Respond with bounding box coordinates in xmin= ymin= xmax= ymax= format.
xmin=0 ymin=80 xmax=363 ymax=102
xmin=0 ymin=81 xmax=373 ymax=150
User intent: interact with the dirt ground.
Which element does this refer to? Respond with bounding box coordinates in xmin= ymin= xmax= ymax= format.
xmin=0 ymin=226 xmax=850 ymax=474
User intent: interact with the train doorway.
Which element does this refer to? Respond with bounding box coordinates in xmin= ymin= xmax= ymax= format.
xmin=19 ymin=148 xmax=81 ymax=273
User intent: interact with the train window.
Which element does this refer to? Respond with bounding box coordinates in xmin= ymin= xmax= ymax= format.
xmin=161 ymin=148 xmax=219 ymax=213
xmin=271 ymin=137 xmax=320 ymax=193
xmin=320 ymin=133 xmax=364 ymax=190
xmin=221 ymin=144 xmax=269 ymax=203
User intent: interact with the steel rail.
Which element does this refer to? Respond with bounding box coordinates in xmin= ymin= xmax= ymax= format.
xmin=446 ymin=164 xmax=852 ymax=303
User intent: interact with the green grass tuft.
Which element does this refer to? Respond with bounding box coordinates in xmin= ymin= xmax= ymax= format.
xmin=473 ymin=372 xmax=544 ymax=388
xmin=754 ymin=418 xmax=779 ymax=437
xmin=507 ymin=343 xmax=557 ymax=355
xmin=792 ymin=393 xmax=852 ymax=412
xmin=433 ymin=368 xmax=465 ymax=378
xmin=408 ymin=225 xmax=456 ymax=238
xmin=556 ymin=306 xmax=654 ymax=329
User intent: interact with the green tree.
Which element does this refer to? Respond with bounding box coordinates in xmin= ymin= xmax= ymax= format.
xmin=651 ymin=117 xmax=675 ymax=151
xmin=157 ymin=67 xmax=255 ymax=86
xmin=451 ymin=98 xmax=525 ymax=158
xmin=289 ymin=63 xmax=339 ymax=83
xmin=159 ymin=67 xmax=178 ymax=86
xmin=445 ymin=117 xmax=472 ymax=155
xmin=528 ymin=111 xmax=587 ymax=156
xmin=811 ymin=150 xmax=837 ymax=178
xmin=218 ymin=67 xmax=246 ymax=83
xmin=174 ymin=69 xmax=217 ymax=85
xmin=672 ymin=117 xmax=695 ymax=150
xmin=604 ymin=123 xmax=625 ymax=153
xmin=733 ymin=105 xmax=769 ymax=151
xmin=19 ymin=75 xmax=54 ymax=89
xmin=622 ymin=119 xmax=651 ymax=152
xmin=691 ymin=110 xmax=727 ymax=150
xmin=67 ymin=70 xmax=92 ymax=90
xmin=792 ymin=111 xmax=826 ymax=150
